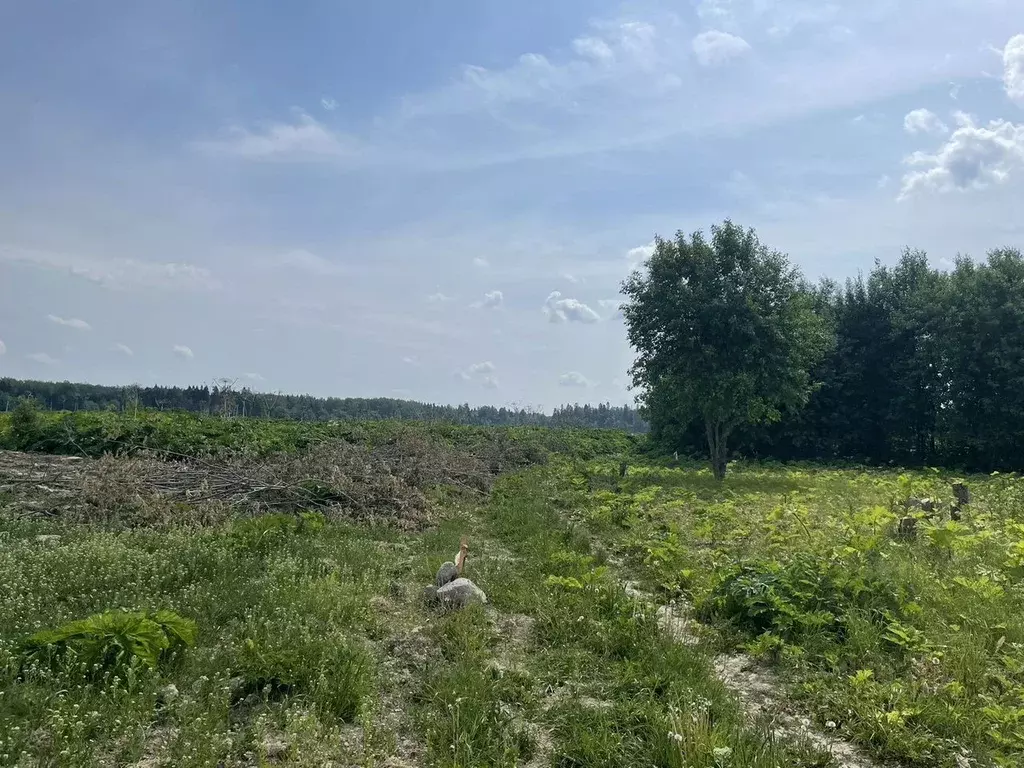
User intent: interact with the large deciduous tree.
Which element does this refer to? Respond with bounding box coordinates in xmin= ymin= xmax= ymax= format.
xmin=621 ymin=220 xmax=831 ymax=479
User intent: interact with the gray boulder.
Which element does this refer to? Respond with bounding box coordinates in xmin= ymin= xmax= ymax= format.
xmin=435 ymin=561 xmax=459 ymax=588
xmin=436 ymin=578 xmax=487 ymax=610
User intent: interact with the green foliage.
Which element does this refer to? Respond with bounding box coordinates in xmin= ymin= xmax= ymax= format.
xmin=8 ymin=397 xmax=42 ymax=451
xmin=622 ymin=220 xmax=831 ymax=479
xmin=19 ymin=609 xmax=196 ymax=682
xmin=236 ymin=631 xmax=371 ymax=722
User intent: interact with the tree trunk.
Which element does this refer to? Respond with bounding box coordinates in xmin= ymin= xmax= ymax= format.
xmin=705 ymin=419 xmax=730 ymax=481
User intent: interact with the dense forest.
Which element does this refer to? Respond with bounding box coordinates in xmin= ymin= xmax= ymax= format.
xmin=0 ymin=377 xmax=648 ymax=433
xmin=643 ymin=245 xmax=1024 ymax=472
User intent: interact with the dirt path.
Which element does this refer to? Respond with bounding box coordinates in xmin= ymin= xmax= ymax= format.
xmin=624 ymin=582 xmax=882 ymax=768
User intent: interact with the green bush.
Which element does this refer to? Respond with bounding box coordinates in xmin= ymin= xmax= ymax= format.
xmin=19 ymin=609 xmax=197 ymax=683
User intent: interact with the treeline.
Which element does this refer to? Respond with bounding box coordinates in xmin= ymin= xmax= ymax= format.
xmin=0 ymin=378 xmax=648 ymax=433
xmin=654 ymin=247 xmax=1024 ymax=471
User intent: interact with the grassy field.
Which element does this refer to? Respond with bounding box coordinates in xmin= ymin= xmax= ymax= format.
xmin=0 ymin=410 xmax=1020 ymax=767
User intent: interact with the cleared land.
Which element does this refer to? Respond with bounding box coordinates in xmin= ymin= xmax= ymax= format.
xmin=0 ymin=411 xmax=1019 ymax=768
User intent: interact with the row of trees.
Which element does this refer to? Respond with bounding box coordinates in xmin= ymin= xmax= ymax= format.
xmin=623 ymin=220 xmax=1024 ymax=475
xmin=0 ymin=378 xmax=648 ymax=433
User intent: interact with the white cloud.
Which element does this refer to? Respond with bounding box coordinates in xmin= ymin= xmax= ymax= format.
xmin=0 ymin=339 xmax=5 ymax=355
xmin=457 ymin=360 xmax=499 ymax=388
xmin=877 ymin=174 xmax=891 ymax=189
xmin=27 ymin=352 xmax=58 ymax=365
xmin=244 ymin=372 xmax=264 ymax=381
xmin=112 ymin=343 xmax=134 ymax=356
xmin=468 ymin=361 xmax=496 ymax=374
xmin=1 ymin=246 xmax=218 ymax=292
xmin=472 ymin=290 xmax=504 ymax=309
xmin=626 ymin=242 xmax=656 ymax=263
xmin=321 ymin=96 xmax=339 ymax=111
xmin=559 ymin=371 xmax=594 ymax=388
xmin=903 ymin=108 xmax=948 ymax=135
xmin=1005 ymin=34 xmax=1024 ymax=106
xmin=401 ymin=356 xmax=418 ymax=365
xmin=543 ymin=291 xmax=601 ymax=323
xmin=172 ymin=345 xmax=194 ymax=359
xmin=692 ymin=30 xmax=751 ymax=67
xmin=473 ymin=257 xmax=489 ymax=268
xmin=572 ymin=36 xmax=615 ymax=62
xmin=950 ymin=82 xmax=962 ymax=100
xmin=195 ymin=111 xmax=360 ymax=161
xmin=47 ymin=314 xmax=91 ymax=330
xmin=427 ymin=292 xmax=452 ymax=304
xmin=275 ymin=249 xmax=345 ymax=276
xmin=900 ymin=112 xmax=1024 ymax=199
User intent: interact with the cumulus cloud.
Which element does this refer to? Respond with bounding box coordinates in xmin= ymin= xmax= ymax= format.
xmin=544 ymin=291 xmax=600 ymax=323
xmin=1 ymin=246 xmax=218 ymax=292
xmin=458 ymin=360 xmax=499 ymax=388
xmin=195 ymin=111 xmax=361 ymax=161
xmin=472 ymin=290 xmax=504 ymax=309
xmin=692 ymin=30 xmax=751 ymax=67
xmin=244 ymin=372 xmax=265 ymax=381
xmin=112 ymin=343 xmax=134 ymax=356
xmin=626 ymin=242 xmax=656 ymax=263
xmin=559 ymin=371 xmax=594 ymax=388
xmin=27 ymin=352 xmax=58 ymax=365
xmin=173 ymin=345 xmax=194 ymax=359
xmin=903 ymin=108 xmax=948 ymax=135
xmin=47 ymin=314 xmax=91 ymax=330
xmin=1005 ymin=34 xmax=1024 ymax=106
xmin=572 ymin=36 xmax=614 ymax=62
xmin=899 ymin=112 xmax=1024 ymax=199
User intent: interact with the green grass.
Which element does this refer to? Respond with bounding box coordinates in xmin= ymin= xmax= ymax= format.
xmin=3 ymin=412 xmax=1018 ymax=767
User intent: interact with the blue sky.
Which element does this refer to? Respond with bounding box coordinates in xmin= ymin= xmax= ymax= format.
xmin=1 ymin=0 xmax=1024 ymax=409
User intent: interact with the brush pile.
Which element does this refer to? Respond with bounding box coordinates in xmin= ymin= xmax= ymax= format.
xmin=0 ymin=432 xmax=527 ymax=529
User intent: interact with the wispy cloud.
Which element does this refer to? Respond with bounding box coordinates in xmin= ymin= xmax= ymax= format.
xmin=244 ymin=372 xmax=264 ymax=381
xmin=559 ymin=371 xmax=594 ymax=388
xmin=194 ymin=111 xmax=362 ymax=161
xmin=27 ymin=352 xmax=58 ymax=365
xmin=427 ymin=292 xmax=453 ymax=304
xmin=0 ymin=339 xmax=6 ymax=356
xmin=172 ymin=345 xmax=194 ymax=359
xmin=473 ymin=257 xmax=489 ymax=268
xmin=112 ymin=343 xmax=134 ymax=356
xmin=47 ymin=314 xmax=92 ymax=330
xmin=273 ymin=249 xmax=346 ymax=276
xmin=1005 ymin=34 xmax=1024 ymax=106
xmin=321 ymin=96 xmax=339 ymax=111
xmin=1 ymin=246 xmax=218 ymax=292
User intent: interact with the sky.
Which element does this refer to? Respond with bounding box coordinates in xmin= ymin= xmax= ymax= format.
xmin=1 ymin=1 xmax=1024 ymax=411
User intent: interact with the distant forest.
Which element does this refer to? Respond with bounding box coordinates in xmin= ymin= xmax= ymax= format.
xmin=0 ymin=377 xmax=649 ymax=433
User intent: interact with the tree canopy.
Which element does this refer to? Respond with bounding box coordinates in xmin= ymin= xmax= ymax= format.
xmin=622 ymin=220 xmax=831 ymax=478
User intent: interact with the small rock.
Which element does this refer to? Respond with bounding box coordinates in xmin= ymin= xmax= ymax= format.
xmin=436 ymin=578 xmax=487 ymax=610
xmin=34 ymin=535 xmax=61 ymax=545
xmin=421 ymin=585 xmax=440 ymax=606
xmin=435 ymin=561 xmax=459 ymax=587
xmin=897 ymin=516 xmax=918 ymax=539
xmin=905 ymin=497 xmax=935 ymax=513
xmin=227 ymin=676 xmax=248 ymax=703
